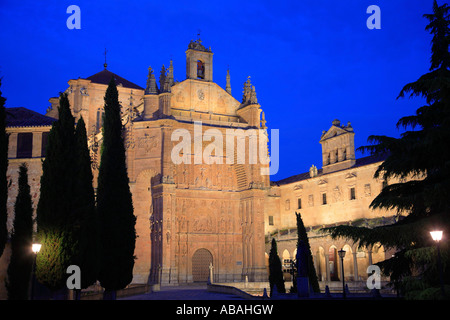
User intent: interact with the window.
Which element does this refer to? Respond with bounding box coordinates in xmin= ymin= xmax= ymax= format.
xmin=96 ymin=108 xmax=105 ymax=132
xmin=308 ymin=194 xmax=314 ymax=207
xmin=16 ymin=133 xmax=33 ymax=158
xmin=197 ymin=60 xmax=205 ymax=79
xmin=268 ymin=216 xmax=274 ymax=226
xmin=297 ymin=198 xmax=302 ymax=209
xmin=322 ymin=193 xmax=327 ymax=205
xmin=350 ymin=187 xmax=356 ymax=200
xmin=41 ymin=132 xmax=49 ymax=157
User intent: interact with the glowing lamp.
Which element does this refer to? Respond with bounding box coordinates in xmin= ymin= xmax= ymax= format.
xmin=430 ymin=231 xmax=443 ymax=242
xmin=32 ymin=243 xmax=42 ymax=254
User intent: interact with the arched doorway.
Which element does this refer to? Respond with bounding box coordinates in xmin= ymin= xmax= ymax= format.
xmin=192 ymin=248 xmax=213 ymax=282
xmin=329 ymin=246 xmax=339 ymax=281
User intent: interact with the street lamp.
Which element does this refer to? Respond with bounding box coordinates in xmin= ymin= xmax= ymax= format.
xmin=32 ymin=243 xmax=42 ymax=254
xmin=338 ymin=248 xmax=346 ymax=299
xmin=30 ymin=243 xmax=41 ymax=300
xmin=430 ymin=231 xmax=445 ymax=297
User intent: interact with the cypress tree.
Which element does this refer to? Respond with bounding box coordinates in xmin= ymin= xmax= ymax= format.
xmin=72 ymin=116 xmax=99 ymax=294
xmin=6 ymin=163 xmax=34 ymax=300
xmin=268 ymin=238 xmax=285 ymax=296
xmin=0 ymin=78 xmax=7 ymax=257
xmin=97 ymin=77 xmax=136 ymax=299
xmin=36 ymin=92 xmax=77 ymax=292
xmin=295 ymin=212 xmax=320 ymax=293
xmin=324 ymin=1 xmax=450 ymax=295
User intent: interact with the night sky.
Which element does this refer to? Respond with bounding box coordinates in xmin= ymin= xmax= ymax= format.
xmin=0 ymin=0 xmax=435 ymax=181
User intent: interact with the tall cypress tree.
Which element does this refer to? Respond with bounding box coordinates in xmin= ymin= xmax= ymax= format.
xmin=72 ymin=116 xmax=99 ymax=293
xmin=36 ymin=92 xmax=77 ymax=292
xmin=0 ymin=78 xmax=8 ymax=257
xmin=97 ymin=77 xmax=136 ymax=299
xmin=6 ymin=163 xmax=33 ymax=300
xmin=324 ymin=1 xmax=450 ymax=295
xmin=268 ymin=238 xmax=285 ymax=296
xmin=295 ymin=212 xmax=320 ymax=293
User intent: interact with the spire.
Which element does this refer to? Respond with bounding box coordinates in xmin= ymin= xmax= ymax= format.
xmin=226 ymin=68 xmax=231 ymax=95
xmin=242 ymin=76 xmax=252 ymax=104
xmin=159 ymin=64 xmax=167 ymax=92
xmin=145 ymin=66 xmax=159 ymax=94
xmin=167 ymin=59 xmax=174 ymax=88
xmin=250 ymin=85 xmax=258 ymax=104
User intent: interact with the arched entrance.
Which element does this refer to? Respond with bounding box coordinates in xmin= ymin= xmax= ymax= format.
xmin=329 ymin=246 xmax=339 ymax=281
xmin=192 ymin=248 xmax=213 ymax=282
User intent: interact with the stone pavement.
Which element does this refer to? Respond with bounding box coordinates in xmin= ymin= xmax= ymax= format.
xmin=119 ymin=284 xmax=245 ymax=300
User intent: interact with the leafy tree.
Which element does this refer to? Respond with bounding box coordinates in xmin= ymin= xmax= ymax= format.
xmin=36 ymin=92 xmax=77 ymax=292
xmin=294 ymin=212 xmax=320 ymax=293
xmin=268 ymin=238 xmax=285 ymax=296
xmin=0 ymin=78 xmax=7 ymax=257
xmin=323 ymin=1 xmax=450 ymax=296
xmin=97 ymin=77 xmax=136 ymax=299
xmin=6 ymin=163 xmax=34 ymax=299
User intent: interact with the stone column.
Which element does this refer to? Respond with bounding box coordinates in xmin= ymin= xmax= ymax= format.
xmin=325 ymin=255 xmax=330 ymax=282
xmin=352 ymin=252 xmax=359 ymax=281
xmin=8 ymin=132 xmax=17 ymax=158
xmin=32 ymin=132 xmax=42 ymax=158
xmin=368 ymin=247 xmax=373 ymax=266
xmin=209 ymin=263 xmax=214 ymax=283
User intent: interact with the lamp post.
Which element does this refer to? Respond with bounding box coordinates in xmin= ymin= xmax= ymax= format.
xmin=430 ymin=231 xmax=445 ymax=297
xmin=30 ymin=243 xmax=41 ymax=300
xmin=338 ymin=248 xmax=346 ymax=299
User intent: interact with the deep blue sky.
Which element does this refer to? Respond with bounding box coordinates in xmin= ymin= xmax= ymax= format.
xmin=0 ymin=0 xmax=435 ymax=181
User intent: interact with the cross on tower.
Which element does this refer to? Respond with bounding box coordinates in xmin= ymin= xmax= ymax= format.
xmin=104 ymin=48 xmax=108 ymax=69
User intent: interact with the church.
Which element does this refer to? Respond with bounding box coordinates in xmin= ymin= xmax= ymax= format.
xmin=1 ymin=38 xmax=399 ymax=296
xmin=4 ymin=38 xmax=269 ymax=288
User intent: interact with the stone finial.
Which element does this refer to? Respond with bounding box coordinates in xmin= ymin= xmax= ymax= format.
xmin=167 ymin=59 xmax=174 ymax=88
xmin=261 ymin=111 xmax=267 ymax=129
xmin=240 ymin=76 xmax=259 ymax=106
xmin=242 ymin=76 xmax=252 ymax=104
xmin=332 ymin=119 xmax=341 ymax=127
xmin=145 ymin=66 xmax=159 ymax=95
xmin=226 ymin=68 xmax=231 ymax=95
xmin=250 ymin=86 xmax=258 ymax=104
xmin=159 ymin=65 xmax=167 ymax=92
xmin=309 ymin=164 xmax=318 ymax=178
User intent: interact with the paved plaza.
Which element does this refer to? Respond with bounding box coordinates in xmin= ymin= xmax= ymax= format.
xmin=119 ymin=284 xmax=245 ymax=300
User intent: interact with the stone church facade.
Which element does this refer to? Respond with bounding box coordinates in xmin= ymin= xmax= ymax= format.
xmin=1 ymin=39 xmax=401 ymax=295
xmin=4 ymin=39 xmax=269 ymax=288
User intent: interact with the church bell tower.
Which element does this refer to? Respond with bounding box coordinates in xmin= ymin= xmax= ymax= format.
xmin=319 ymin=119 xmax=356 ymax=174
xmin=186 ymin=37 xmax=213 ymax=81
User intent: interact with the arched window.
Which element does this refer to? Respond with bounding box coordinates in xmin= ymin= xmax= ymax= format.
xmin=197 ymin=60 xmax=205 ymax=79
xmin=96 ymin=108 xmax=105 ymax=132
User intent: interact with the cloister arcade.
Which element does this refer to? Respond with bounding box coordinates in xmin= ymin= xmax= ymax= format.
xmin=265 ymin=231 xmax=393 ymax=290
